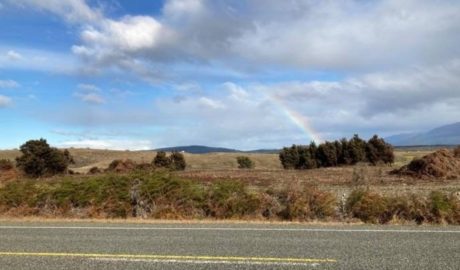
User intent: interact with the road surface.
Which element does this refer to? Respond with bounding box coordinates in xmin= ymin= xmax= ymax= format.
xmin=0 ymin=221 xmax=458 ymax=269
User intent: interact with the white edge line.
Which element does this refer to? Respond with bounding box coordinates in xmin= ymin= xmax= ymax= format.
xmin=91 ymin=257 xmax=322 ymax=266
xmin=0 ymin=226 xmax=459 ymax=233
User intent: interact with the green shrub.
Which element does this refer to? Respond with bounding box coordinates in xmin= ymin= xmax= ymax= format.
xmin=170 ymin=151 xmax=186 ymax=171
xmin=236 ymin=156 xmax=254 ymax=169
xmin=428 ymin=191 xmax=460 ymax=224
xmin=279 ymin=145 xmax=301 ymax=169
xmin=153 ymin=151 xmax=171 ymax=168
xmin=277 ymin=185 xmax=337 ymax=221
xmin=346 ymin=189 xmax=390 ymax=223
xmin=366 ymin=135 xmax=395 ymax=165
xmin=153 ymin=151 xmax=187 ymax=171
xmin=206 ymin=180 xmax=260 ymax=218
xmin=15 ymin=139 xmax=73 ymax=177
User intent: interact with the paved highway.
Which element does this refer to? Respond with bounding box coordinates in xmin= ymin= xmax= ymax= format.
xmin=0 ymin=221 xmax=458 ymax=269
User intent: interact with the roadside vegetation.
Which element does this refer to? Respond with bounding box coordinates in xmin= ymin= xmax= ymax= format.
xmin=0 ymin=138 xmax=459 ymax=224
xmin=0 ymin=171 xmax=458 ymax=224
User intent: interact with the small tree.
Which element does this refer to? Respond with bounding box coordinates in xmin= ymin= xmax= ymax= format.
xmin=366 ymin=135 xmax=394 ymax=165
xmin=316 ymin=141 xmax=338 ymax=167
xmin=153 ymin=151 xmax=171 ymax=168
xmin=348 ymin=134 xmax=367 ymax=164
xmin=170 ymin=151 xmax=186 ymax=171
xmin=279 ymin=145 xmax=300 ymax=169
xmin=236 ymin=156 xmax=254 ymax=169
xmin=15 ymin=139 xmax=72 ymax=177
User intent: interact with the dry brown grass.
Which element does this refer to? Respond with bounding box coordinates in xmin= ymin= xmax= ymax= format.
xmin=1 ymin=147 xmax=458 ymax=199
xmin=0 ymin=149 xmax=282 ymax=172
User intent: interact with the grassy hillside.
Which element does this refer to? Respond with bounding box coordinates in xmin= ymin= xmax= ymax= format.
xmin=0 ymin=148 xmax=432 ymax=173
xmin=0 ymin=149 xmax=282 ymax=173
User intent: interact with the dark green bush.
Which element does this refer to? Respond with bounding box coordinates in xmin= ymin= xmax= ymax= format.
xmin=236 ymin=156 xmax=254 ymax=169
xmin=170 ymin=151 xmax=186 ymax=171
xmin=153 ymin=151 xmax=171 ymax=168
xmin=15 ymin=139 xmax=73 ymax=177
xmin=153 ymin=151 xmax=186 ymax=171
xmin=279 ymin=135 xmax=394 ymax=170
xmin=366 ymin=135 xmax=395 ymax=165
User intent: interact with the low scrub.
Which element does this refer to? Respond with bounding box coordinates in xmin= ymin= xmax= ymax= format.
xmin=277 ymin=185 xmax=337 ymax=221
xmin=346 ymin=189 xmax=390 ymax=223
xmin=236 ymin=156 xmax=254 ymax=169
xmin=0 ymin=172 xmax=458 ymax=224
xmin=346 ymin=189 xmax=460 ymax=224
xmin=0 ymin=175 xmax=131 ymax=218
xmin=0 ymin=172 xmax=337 ymax=221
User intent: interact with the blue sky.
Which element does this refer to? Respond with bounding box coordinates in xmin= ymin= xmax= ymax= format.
xmin=0 ymin=0 xmax=459 ymax=150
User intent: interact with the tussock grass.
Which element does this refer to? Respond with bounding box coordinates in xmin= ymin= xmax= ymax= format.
xmin=346 ymin=189 xmax=460 ymax=224
xmin=0 ymin=171 xmax=458 ymax=224
xmin=0 ymin=172 xmax=337 ymax=221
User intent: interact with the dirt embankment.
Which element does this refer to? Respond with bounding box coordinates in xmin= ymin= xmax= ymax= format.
xmin=0 ymin=160 xmax=18 ymax=182
xmin=391 ymin=148 xmax=460 ymax=179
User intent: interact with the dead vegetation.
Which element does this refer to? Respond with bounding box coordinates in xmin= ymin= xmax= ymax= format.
xmin=0 ymin=172 xmax=458 ymax=224
xmin=391 ymin=149 xmax=460 ymax=179
xmin=0 ymin=147 xmax=459 ymax=224
xmin=106 ymin=159 xmax=137 ymax=173
xmin=0 ymin=159 xmax=18 ymax=182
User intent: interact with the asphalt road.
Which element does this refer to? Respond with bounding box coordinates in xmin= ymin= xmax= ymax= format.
xmin=0 ymin=222 xmax=459 ymax=270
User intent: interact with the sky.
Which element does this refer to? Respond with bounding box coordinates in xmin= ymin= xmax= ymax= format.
xmin=0 ymin=0 xmax=459 ymax=150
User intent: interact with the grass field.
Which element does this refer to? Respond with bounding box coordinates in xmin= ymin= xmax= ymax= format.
xmin=0 ymin=148 xmax=432 ymax=171
xmin=1 ymin=148 xmax=458 ymax=198
xmin=0 ymin=147 xmax=459 ymax=223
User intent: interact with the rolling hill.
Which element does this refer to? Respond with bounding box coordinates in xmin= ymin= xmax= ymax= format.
xmin=386 ymin=122 xmax=460 ymax=146
xmin=154 ymin=145 xmax=240 ymax=154
xmin=154 ymin=145 xmax=279 ymax=154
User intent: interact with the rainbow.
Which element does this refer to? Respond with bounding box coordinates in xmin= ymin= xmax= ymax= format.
xmin=269 ymin=95 xmax=323 ymax=143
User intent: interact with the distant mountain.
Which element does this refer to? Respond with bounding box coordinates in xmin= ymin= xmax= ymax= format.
xmin=246 ymin=149 xmax=280 ymax=154
xmin=386 ymin=122 xmax=460 ymax=146
xmin=154 ymin=145 xmax=280 ymax=154
xmin=154 ymin=145 xmax=240 ymax=154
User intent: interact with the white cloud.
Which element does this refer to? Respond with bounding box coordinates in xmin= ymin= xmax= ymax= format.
xmin=75 ymin=92 xmax=105 ymax=104
xmin=0 ymin=95 xmax=12 ymax=107
xmin=7 ymin=0 xmax=460 ymax=148
xmin=0 ymin=46 xmax=77 ymax=73
xmin=17 ymin=0 xmax=460 ymax=80
xmin=198 ymin=97 xmax=225 ymax=109
xmin=74 ymin=83 xmax=105 ymax=104
xmin=77 ymin=83 xmax=100 ymax=92
xmin=59 ymin=139 xmax=153 ymax=150
xmin=6 ymin=50 xmax=22 ymax=61
xmin=9 ymin=0 xmax=102 ymax=24
xmin=0 ymin=80 xmax=19 ymax=88
xmin=83 ymin=16 xmax=167 ymax=52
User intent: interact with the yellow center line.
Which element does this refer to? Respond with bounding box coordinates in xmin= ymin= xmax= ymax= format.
xmin=0 ymin=251 xmax=336 ymax=263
